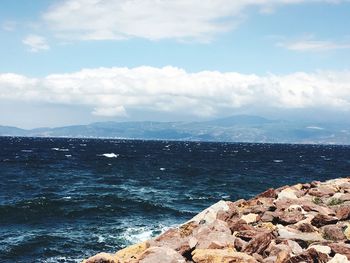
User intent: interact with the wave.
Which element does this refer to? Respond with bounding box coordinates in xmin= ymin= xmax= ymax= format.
xmin=99 ymin=153 xmax=119 ymax=158
xmin=51 ymin=148 xmax=70 ymax=152
xmin=0 ymin=195 xmax=195 ymax=224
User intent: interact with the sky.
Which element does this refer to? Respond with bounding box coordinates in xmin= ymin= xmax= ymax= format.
xmin=0 ymin=0 xmax=350 ymax=129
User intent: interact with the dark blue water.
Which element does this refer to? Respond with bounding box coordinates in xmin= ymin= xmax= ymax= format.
xmin=1 ymin=137 xmax=349 ymax=262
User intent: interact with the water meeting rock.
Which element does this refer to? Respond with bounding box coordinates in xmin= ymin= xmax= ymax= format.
xmin=82 ymin=178 xmax=350 ymax=263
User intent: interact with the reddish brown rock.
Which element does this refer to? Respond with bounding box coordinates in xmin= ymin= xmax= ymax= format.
xmin=276 ymin=210 xmax=305 ymax=225
xmin=243 ymin=231 xmax=275 ymax=255
xmin=228 ymin=218 xmax=254 ymax=232
xmin=284 ymin=248 xmax=328 ymax=263
xmin=336 ymin=205 xmax=350 ymax=220
xmin=328 ymin=243 xmax=350 ymax=260
xmin=296 ymin=223 xmax=316 ymax=233
xmin=257 ymin=188 xmax=277 ymax=198
xmin=311 ymin=213 xmax=338 ymax=228
xmin=321 ymin=225 xmax=346 ymax=241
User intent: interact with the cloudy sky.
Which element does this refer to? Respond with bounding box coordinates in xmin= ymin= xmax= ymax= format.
xmin=0 ymin=0 xmax=350 ymax=128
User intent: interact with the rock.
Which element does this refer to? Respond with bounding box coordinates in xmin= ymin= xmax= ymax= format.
xmin=284 ymin=248 xmax=329 ymax=263
xmin=190 ymin=200 xmax=231 ymax=225
xmin=286 ymin=240 xmax=303 ymax=255
xmin=234 ymin=238 xmax=247 ymax=252
xmin=216 ymin=202 xmax=239 ymax=222
xmin=311 ymin=214 xmax=338 ymax=228
xmin=241 ymin=213 xmax=259 ymax=224
xmin=257 ymin=188 xmax=277 ymax=198
xmin=265 ymin=241 xmax=292 ymax=258
xmin=322 ymin=225 xmax=346 ymax=241
xmin=152 ymin=224 xmax=195 ymax=255
xmin=276 ymin=250 xmax=290 ymax=263
xmin=243 ymin=231 xmax=275 ymax=255
xmin=276 ymin=210 xmax=305 ymax=225
xmin=308 ymin=186 xmax=336 ymax=197
xmin=138 ymin=247 xmax=186 ymax=263
xmin=328 ymin=253 xmax=349 ymax=263
xmin=195 ymin=230 xmax=235 ymax=249
xmin=344 ymin=224 xmax=350 ymax=240
xmin=263 ymin=256 xmax=277 ymax=263
xmin=336 ymin=205 xmax=350 ymax=220
xmin=81 ymin=178 xmax=350 ymax=263
xmin=308 ymin=244 xmax=331 ymax=255
xmin=328 ymin=243 xmax=350 ymax=260
xmin=277 ymin=225 xmax=324 ymax=242
xmin=228 ymin=218 xmax=254 ymax=232
xmin=260 ymin=211 xmax=275 ymax=222
xmin=277 ymin=188 xmax=298 ymax=200
xmin=192 ymin=248 xmax=258 ymax=263
xmin=296 ymin=223 xmax=317 ymax=232
xmin=83 ymin=253 xmax=119 ymax=263
xmin=114 ymin=241 xmax=150 ymax=261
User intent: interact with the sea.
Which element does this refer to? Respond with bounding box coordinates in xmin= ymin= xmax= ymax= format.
xmin=1 ymin=137 xmax=350 ymax=262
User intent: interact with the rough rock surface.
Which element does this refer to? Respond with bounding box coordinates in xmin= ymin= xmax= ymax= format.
xmin=82 ymin=178 xmax=350 ymax=263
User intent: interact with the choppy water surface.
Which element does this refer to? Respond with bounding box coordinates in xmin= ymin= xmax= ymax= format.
xmin=1 ymin=137 xmax=349 ymax=262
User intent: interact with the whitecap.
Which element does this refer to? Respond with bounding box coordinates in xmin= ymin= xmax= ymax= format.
xmin=160 ymin=167 xmax=166 ymax=171
xmin=273 ymin=159 xmax=283 ymax=163
xmin=100 ymin=153 xmax=119 ymax=158
xmin=65 ymin=154 xmax=72 ymax=157
xmin=121 ymin=224 xmax=175 ymax=244
xmin=21 ymin=149 xmax=33 ymax=153
xmin=51 ymin=148 xmax=69 ymax=152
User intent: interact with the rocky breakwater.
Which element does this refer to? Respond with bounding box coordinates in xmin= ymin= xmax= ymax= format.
xmin=83 ymin=178 xmax=350 ymax=263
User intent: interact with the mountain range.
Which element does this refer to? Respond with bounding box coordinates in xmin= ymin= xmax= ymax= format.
xmin=1 ymin=115 xmax=350 ymax=144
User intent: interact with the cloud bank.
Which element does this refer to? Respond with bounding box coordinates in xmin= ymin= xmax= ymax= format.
xmin=43 ymin=0 xmax=347 ymax=41
xmin=1 ymin=67 xmax=350 ymax=118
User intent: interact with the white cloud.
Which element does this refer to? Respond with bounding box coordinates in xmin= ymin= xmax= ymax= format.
xmin=0 ymin=67 xmax=350 ymax=118
xmin=22 ymin=35 xmax=50 ymax=52
xmin=2 ymin=21 xmax=17 ymax=31
xmin=42 ymin=0 xmax=347 ymax=41
xmin=279 ymin=39 xmax=350 ymax=51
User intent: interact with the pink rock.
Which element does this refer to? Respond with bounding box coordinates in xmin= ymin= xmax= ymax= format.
xmin=277 ymin=210 xmax=305 ymax=225
xmin=151 ymin=221 xmax=198 ymax=255
xmin=336 ymin=205 xmax=350 ymax=220
xmin=138 ymin=247 xmax=186 ymax=263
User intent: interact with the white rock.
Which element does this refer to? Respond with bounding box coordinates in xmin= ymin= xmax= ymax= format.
xmin=333 ymin=193 xmax=345 ymax=199
xmin=328 ymin=253 xmax=349 ymax=263
xmin=277 ymin=188 xmax=298 ymax=200
xmin=189 ymin=200 xmax=229 ymax=224
xmin=308 ymin=245 xmax=331 ymax=255
xmin=287 ymin=240 xmax=303 ymax=255
xmin=277 ymin=225 xmax=324 ymax=242
xmin=241 ymin=213 xmax=259 ymax=224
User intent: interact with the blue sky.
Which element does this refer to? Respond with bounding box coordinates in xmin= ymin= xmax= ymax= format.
xmin=0 ymin=0 xmax=350 ymax=128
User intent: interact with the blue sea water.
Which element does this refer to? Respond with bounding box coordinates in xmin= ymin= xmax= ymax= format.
xmin=0 ymin=137 xmax=350 ymax=262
